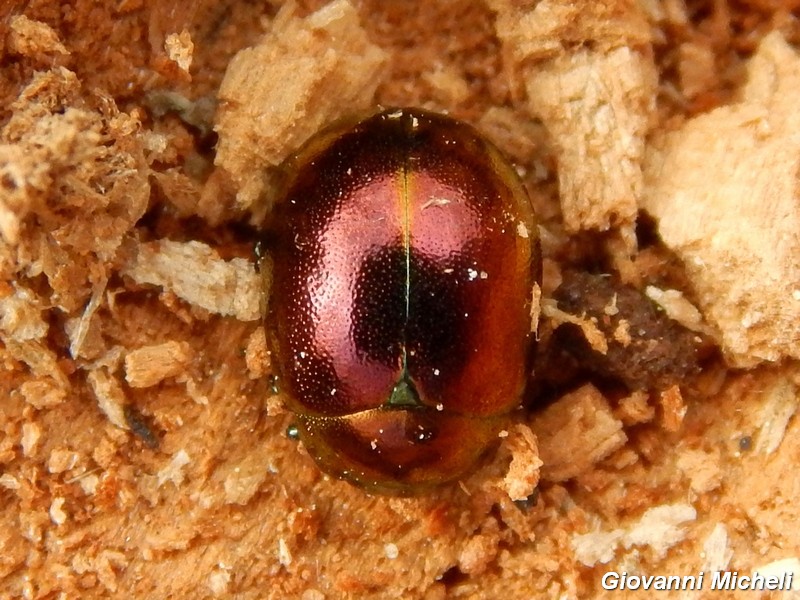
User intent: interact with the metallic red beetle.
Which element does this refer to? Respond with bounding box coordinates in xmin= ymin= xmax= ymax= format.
xmin=261 ymin=108 xmax=541 ymax=493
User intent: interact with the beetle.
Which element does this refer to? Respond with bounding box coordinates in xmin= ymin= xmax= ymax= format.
xmin=259 ymin=108 xmax=541 ymax=494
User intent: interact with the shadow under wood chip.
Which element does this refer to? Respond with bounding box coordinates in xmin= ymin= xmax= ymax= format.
xmin=551 ymin=271 xmax=702 ymax=391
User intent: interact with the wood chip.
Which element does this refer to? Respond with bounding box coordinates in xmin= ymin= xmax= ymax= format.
xmin=489 ymin=0 xmax=655 ymax=233
xmin=642 ymin=33 xmax=800 ymax=367
xmin=616 ymin=390 xmax=655 ymax=425
xmin=500 ymin=424 xmax=542 ymax=501
xmin=122 ymin=240 xmax=260 ymax=321
xmin=244 ymin=328 xmax=270 ymax=380
xmin=531 ymin=384 xmax=626 ymax=482
xmin=573 ymin=503 xmax=696 ymax=565
xmin=164 ymin=30 xmax=193 ymax=74
xmin=659 ymin=385 xmax=686 ymax=432
xmin=676 ymin=447 xmax=721 ymax=494
xmin=644 ymin=285 xmax=707 ymax=334
xmin=87 ymin=369 xmax=128 ymax=430
xmin=701 ymin=523 xmax=732 ymax=572
xmin=124 ymin=341 xmax=192 ymax=388
xmin=8 ymin=15 xmax=69 ymax=57
xmin=755 ymin=375 xmax=799 ymax=455
xmin=18 ymin=378 xmax=67 ymax=409
xmin=214 ymin=0 xmax=388 ymax=211
xmin=157 ymin=449 xmax=191 ymax=488
xmin=621 ymin=503 xmax=696 ymax=559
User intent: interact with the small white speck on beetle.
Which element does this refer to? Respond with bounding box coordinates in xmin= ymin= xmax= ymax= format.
xmin=480 ymin=271 xmax=488 ymax=279
xmin=498 ymin=430 xmax=509 ymax=438
xmin=370 ymin=439 xmax=378 ymax=450
xmin=421 ymin=197 xmax=451 ymax=210
xmin=517 ymin=222 xmax=529 ymax=238
xmin=384 ymin=543 xmax=399 ymax=560
xmin=433 ymin=368 xmax=440 ymax=376
xmin=436 ymin=403 xmax=444 ymax=411
xmin=467 ymin=268 xmax=478 ymax=280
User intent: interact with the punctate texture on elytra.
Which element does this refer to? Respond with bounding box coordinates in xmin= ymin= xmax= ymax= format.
xmin=262 ymin=108 xmax=541 ymax=493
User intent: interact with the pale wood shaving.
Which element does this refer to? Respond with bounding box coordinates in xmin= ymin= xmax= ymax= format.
xmin=85 ymin=345 xmax=125 ymax=373
xmin=612 ymin=319 xmax=632 ymax=346
xmin=644 ymin=285 xmax=707 ymax=334
xmin=124 ymin=341 xmax=193 ymax=388
xmin=542 ymin=298 xmax=608 ymax=354
xmin=49 ymin=497 xmax=67 ymax=526
xmin=530 ymin=384 xmax=626 ymax=482
xmin=165 ymin=30 xmax=194 ymax=74
xmin=0 ymin=285 xmax=47 ymax=341
xmin=458 ymin=533 xmax=498 ymax=575
xmin=18 ymin=378 xmax=67 ymax=408
xmin=702 ymin=523 xmax=732 ymax=572
xmin=185 ymin=378 xmax=209 ymax=405
xmin=6 ymin=339 xmax=68 ymax=389
xmin=71 ymin=550 xmax=127 ymax=593
xmin=524 ymin=46 xmax=656 ymax=233
xmin=573 ymin=503 xmax=696 ymax=566
xmin=659 ymin=385 xmax=686 ymax=432
xmin=265 ymin=395 xmax=286 ymax=417
xmin=47 ymin=448 xmax=79 ymax=474
xmin=208 ymin=568 xmax=232 ymax=596
xmin=8 ymin=15 xmax=69 ymax=57
xmin=488 ymin=0 xmax=655 ymax=233
xmin=278 ymin=537 xmax=293 ymax=567
xmin=244 ymin=328 xmax=270 ymax=380
xmin=21 ymin=422 xmax=41 ymax=457
xmin=676 ymin=447 xmax=722 ymax=494
xmin=499 ymin=424 xmax=542 ymax=501
xmin=615 ymin=390 xmax=656 ymax=425
xmin=755 ymin=376 xmax=799 ymax=455
xmin=529 ymin=283 xmax=542 ymax=334
xmin=122 ymin=239 xmax=260 ymax=322
xmin=604 ymin=447 xmax=638 ymax=470
xmin=421 ymin=65 xmax=470 ymax=107
xmin=67 ymin=276 xmax=107 ymax=360
xmin=572 ymin=529 xmax=624 ymax=567
xmin=0 ymin=473 xmax=21 ymax=490
xmin=86 ymin=369 xmax=128 ymax=430
xmin=642 ymin=32 xmax=800 ymax=367
xmin=487 ymin=0 xmax=651 ymax=62
xmin=157 ymin=449 xmax=191 ymax=488
xmin=215 ymin=0 xmax=388 ymax=211
xmin=621 ymin=503 xmax=696 ymax=559
xmin=77 ymin=473 xmax=99 ymax=496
